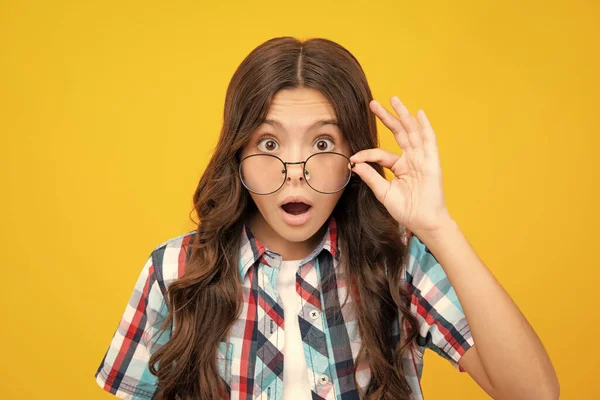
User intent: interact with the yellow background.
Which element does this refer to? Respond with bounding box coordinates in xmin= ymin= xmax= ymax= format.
xmin=1 ymin=0 xmax=598 ymax=398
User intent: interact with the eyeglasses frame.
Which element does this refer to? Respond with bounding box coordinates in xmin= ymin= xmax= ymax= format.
xmin=239 ymin=151 xmax=356 ymax=195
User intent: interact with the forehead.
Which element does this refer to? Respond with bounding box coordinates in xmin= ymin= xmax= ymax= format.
xmin=264 ymin=88 xmax=337 ymax=126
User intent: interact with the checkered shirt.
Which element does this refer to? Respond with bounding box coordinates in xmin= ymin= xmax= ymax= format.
xmin=95 ymin=217 xmax=474 ymax=399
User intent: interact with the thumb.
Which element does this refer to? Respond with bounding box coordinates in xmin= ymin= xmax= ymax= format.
xmin=352 ymin=162 xmax=391 ymax=204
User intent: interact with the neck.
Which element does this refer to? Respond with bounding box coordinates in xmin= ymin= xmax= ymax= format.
xmin=247 ymin=210 xmax=326 ymax=261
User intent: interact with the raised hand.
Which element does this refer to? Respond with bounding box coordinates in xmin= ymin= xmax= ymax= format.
xmin=350 ymin=96 xmax=452 ymax=236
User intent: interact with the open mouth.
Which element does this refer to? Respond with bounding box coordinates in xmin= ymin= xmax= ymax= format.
xmin=281 ymin=202 xmax=312 ymax=215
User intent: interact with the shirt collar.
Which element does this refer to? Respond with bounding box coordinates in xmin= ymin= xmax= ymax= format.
xmin=238 ymin=215 xmax=340 ymax=282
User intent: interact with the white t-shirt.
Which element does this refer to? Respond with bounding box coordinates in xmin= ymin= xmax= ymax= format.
xmin=277 ymin=259 xmax=313 ymax=400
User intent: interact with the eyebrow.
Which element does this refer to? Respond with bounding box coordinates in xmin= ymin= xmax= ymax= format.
xmin=262 ymin=118 xmax=339 ymax=131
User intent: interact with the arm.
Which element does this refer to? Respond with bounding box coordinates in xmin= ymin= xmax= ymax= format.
xmin=416 ymin=216 xmax=559 ymax=400
xmin=348 ymin=96 xmax=559 ymax=399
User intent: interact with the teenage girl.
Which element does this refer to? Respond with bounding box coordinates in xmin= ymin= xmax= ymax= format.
xmin=95 ymin=37 xmax=559 ymax=400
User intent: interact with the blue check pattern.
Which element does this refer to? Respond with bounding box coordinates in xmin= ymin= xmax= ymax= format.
xmin=95 ymin=216 xmax=474 ymax=399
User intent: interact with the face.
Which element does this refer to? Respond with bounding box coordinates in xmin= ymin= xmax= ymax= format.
xmin=239 ymin=87 xmax=352 ymax=255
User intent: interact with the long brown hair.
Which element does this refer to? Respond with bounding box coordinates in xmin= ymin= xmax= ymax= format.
xmin=148 ymin=36 xmax=419 ymax=399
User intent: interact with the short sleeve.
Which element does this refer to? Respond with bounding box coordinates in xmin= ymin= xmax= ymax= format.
xmin=95 ymin=252 xmax=171 ymax=399
xmin=404 ymin=233 xmax=474 ymax=371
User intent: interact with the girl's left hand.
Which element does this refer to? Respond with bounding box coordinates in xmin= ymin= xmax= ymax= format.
xmin=350 ymin=96 xmax=452 ymax=236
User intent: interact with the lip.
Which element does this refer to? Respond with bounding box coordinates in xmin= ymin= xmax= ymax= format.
xmin=280 ymin=205 xmax=312 ymax=226
xmin=279 ymin=195 xmax=313 ymax=208
xmin=279 ymin=195 xmax=313 ymax=226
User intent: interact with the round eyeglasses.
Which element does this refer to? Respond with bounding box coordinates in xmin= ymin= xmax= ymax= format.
xmin=239 ymin=152 xmax=356 ymax=195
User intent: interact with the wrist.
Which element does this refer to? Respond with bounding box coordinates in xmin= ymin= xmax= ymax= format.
xmin=413 ymin=211 xmax=457 ymax=242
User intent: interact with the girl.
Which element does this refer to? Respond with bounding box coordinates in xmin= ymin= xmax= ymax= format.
xmin=95 ymin=37 xmax=559 ymax=400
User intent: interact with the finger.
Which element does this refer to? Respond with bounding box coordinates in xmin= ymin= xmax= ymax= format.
xmin=370 ymin=100 xmax=411 ymax=150
xmin=415 ymin=110 xmax=434 ymax=140
xmin=390 ymin=97 xmax=423 ymax=150
xmin=352 ymin=162 xmax=392 ymax=204
xmin=350 ymin=148 xmax=401 ymax=174
xmin=416 ymin=110 xmax=439 ymax=158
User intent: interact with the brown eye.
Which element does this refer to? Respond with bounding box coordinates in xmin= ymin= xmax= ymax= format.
xmin=265 ymin=140 xmax=276 ymax=151
xmin=257 ymin=136 xmax=280 ymax=152
xmin=313 ymin=136 xmax=335 ymax=152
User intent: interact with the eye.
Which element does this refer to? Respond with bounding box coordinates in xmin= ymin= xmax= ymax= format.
xmin=313 ymin=135 xmax=335 ymax=152
xmin=257 ymin=135 xmax=279 ymax=152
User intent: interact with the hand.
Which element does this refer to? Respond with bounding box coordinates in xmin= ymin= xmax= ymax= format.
xmin=350 ymin=96 xmax=452 ymax=236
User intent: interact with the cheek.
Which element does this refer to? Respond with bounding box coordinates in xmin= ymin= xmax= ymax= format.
xmin=250 ymin=193 xmax=277 ymax=216
xmin=313 ymin=192 xmax=344 ymax=216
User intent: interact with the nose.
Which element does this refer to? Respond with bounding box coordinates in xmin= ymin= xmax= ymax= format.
xmin=285 ymin=162 xmax=305 ymax=185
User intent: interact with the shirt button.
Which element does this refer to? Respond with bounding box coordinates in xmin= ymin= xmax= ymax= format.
xmin=309 ymin=309 xmax=320 ymax=320
xmin=319 ymin=374 xmax=329 ymax=384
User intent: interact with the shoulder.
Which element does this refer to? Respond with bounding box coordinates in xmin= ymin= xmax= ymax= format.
xmin=148 ymin=230 xmax=196 ymax=296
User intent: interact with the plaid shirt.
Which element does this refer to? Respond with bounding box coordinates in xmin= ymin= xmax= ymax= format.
xmin=95 ymin=217 xmax=474 ymax=399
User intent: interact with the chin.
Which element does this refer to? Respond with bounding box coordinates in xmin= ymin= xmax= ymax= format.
xmin=269 ymin=212 xmax=328 ymax=243
xmin=272 ymin=222 xmax=318 ymax=242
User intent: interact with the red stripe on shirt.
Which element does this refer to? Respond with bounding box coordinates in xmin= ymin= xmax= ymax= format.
xmin=412 ymin=294 xmax=468 ymax=357
xmin=178 ymin=234 xmax=192 ymax=278
xmin=239 ymin=265 xmax=257 ymax=395
xmin=104 ymin=264 xmax=155 ymax=390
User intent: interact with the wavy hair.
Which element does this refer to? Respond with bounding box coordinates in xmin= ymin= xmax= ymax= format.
xmin=148 ymin=36 xmax=419 ymax=399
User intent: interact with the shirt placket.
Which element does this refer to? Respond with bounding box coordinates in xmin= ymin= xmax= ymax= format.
xmin=298 ymin=256 xmax=336 ymax=399
xmin=254 ymin=251 xmax=286 ymax=400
